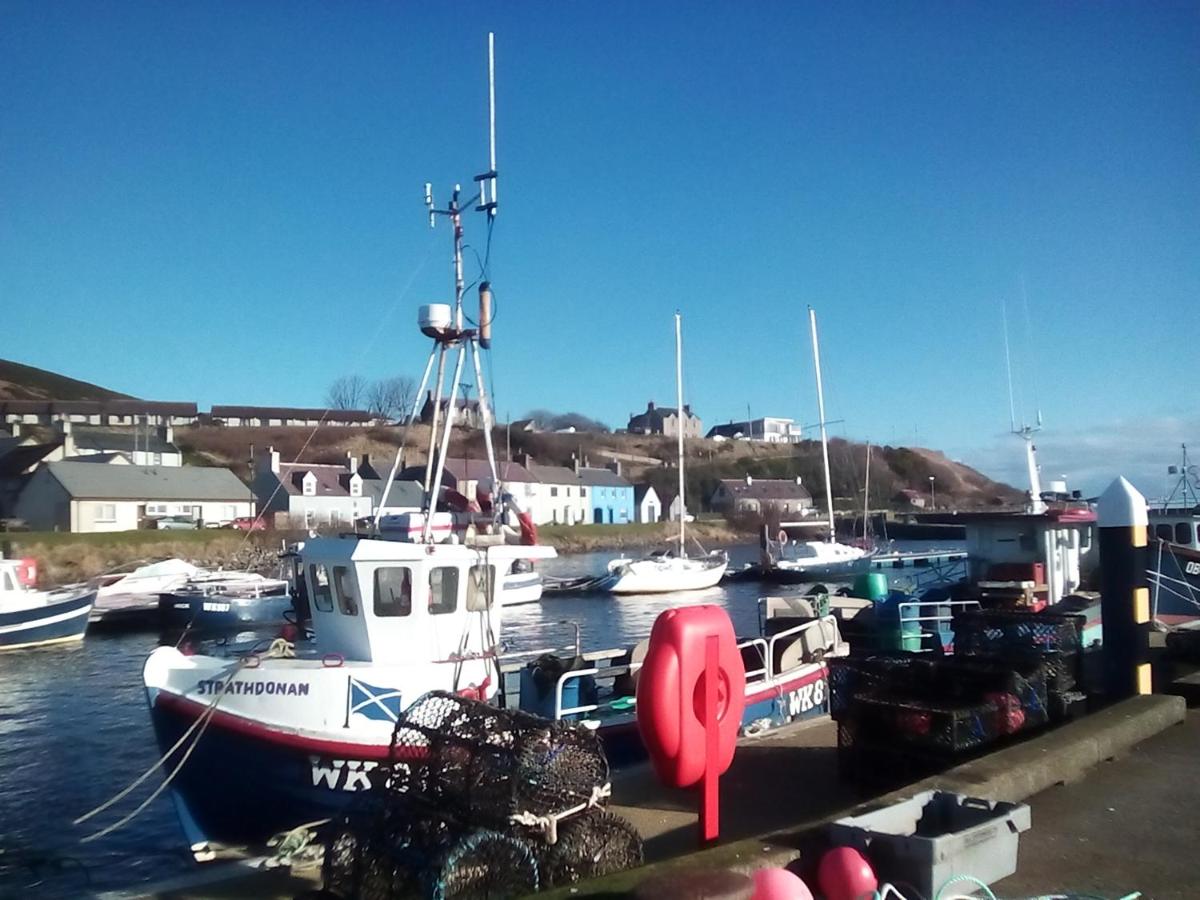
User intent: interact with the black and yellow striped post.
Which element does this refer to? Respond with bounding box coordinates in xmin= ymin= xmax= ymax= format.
xmin=1097 ymin=476 xmax=1152 ymax=698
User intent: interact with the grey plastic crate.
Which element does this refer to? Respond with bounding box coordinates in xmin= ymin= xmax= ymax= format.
xmin=828 ymin=790 xmax=1030 ymax=898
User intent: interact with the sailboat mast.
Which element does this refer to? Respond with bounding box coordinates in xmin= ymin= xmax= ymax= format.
xmin=675 ymin=311 xmax=686 ymax=558
xmin=863 ymin=441 xmax=871 ymax=542
xmin=808 ymin=306 xmax=836 ymax=540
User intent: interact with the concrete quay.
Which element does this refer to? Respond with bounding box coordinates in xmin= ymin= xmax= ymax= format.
xmin=104 ymin=694 xmax=1187 ymax=899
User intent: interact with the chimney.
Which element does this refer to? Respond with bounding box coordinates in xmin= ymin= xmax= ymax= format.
xmin=607 ymin=459 xmax=621 ymax=476
xmin=745 ymin=474 xmax=753 ymax=486
xmin=346 ymin=450 xmax=356 ymax=473
xmin=261 ymin=445 xmax=280 ymax=474
xmin=57 ymin=420 xmax=75 ymax=457
xmin=361 ymin=453 xmax=371 ymax=471
xmin=683 ymin=404 xmax=691 ymax=416
xmin=647 ymin=401 xmax=655 ymax=411
xmin=572 ymin=453 xmax=581 ymax=474
xmin=517 ymin=452 xmax=533 ymax=469
xmin=10 ymin=422 xmax=20 ymax=438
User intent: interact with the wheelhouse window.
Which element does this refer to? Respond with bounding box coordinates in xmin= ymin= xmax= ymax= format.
xmin=1155 ymin=524 xmax=1175 ymax=542
xmin=1175 ymin=523 xmax=1194 ymax=545
xmin=374 ymin=567 xmax=413 ymax=617
xmin=333 ymin=566 xmax=358 ymax=616
xmin=466 ymin=564 xmax=493 ymax=612
xmin=429 ymin=567 xmax=459 ymax=615
xmin=309 ymin=564 xmax=334 ymax=612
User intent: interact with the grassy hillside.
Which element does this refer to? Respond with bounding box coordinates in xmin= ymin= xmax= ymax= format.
xmin=176 ymin=424 xmax=1022 ymax=510
xmin=0 ymin=358 xmax=132 ymax=401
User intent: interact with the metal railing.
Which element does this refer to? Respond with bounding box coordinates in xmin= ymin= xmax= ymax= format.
xmin=896 ymin=599 xmax=981 ymax=653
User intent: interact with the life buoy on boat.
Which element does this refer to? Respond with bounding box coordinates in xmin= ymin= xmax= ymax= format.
xmin=636 ymin=605 xmax=746 ymax=788
xmin=778 ymin=530 xmax=789 ymax=545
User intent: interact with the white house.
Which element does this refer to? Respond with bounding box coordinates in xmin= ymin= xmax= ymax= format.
xmin=525 ymin=458 xmax=588 ymax=525
xmin=634 ymin=484 xmax=661 ymax=523
xmin=709 ymin=475 xmax=814 ymax=516
xmin=59 ymin=422 xmax=184 ymax=467
xmin=706 ymin=416 xmax=803 ymax=443
xmin=13 ymin=462 xmax=253 ymax=532
xmin=251 ymin=447 xmax=373 ymax=529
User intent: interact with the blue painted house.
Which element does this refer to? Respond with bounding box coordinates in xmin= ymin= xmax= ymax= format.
xmin=576 ymin=462 xmax=634 ymax=525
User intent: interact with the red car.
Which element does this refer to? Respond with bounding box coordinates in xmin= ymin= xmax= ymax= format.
xmin=231 ymin=516 xmax=267 ymax=532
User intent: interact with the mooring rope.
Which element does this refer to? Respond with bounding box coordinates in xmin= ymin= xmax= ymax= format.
xmin=74 ymin=639 xmax=294 ymax=842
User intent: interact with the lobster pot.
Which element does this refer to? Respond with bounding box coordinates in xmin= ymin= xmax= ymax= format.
xmin=827 ymin=652 xmax=924 ymax=719
xmin=952 ymin=610 xmax=1084 ymax=656
xmin=853 ymin=693 xmax=1002 ymax=753
xmin=386 ymin=692 xmax=609 ymax=828
xmin=325 ymin=809 xmax=539 ymax=900
xmin=530 ymin=809 xmax=644 ymax=888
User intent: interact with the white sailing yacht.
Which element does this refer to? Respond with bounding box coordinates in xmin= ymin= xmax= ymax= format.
xmin=762 ymin=306 xmax=871 ymax=582
xmin=604 ymin=312 xmax=728 ymax=594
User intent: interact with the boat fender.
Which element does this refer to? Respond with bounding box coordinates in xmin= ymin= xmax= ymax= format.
xmin=636 ymin=605 xmax=746 ymax=788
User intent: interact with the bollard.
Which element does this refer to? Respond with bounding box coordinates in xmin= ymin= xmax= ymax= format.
xmin=1097 ymin=476 xmax=1152 ymax=698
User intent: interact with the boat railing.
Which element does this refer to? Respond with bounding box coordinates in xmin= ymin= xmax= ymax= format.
xmin=766 ymin=615 xmax=844 ymax=677
xmin=896 ymin=599 xmax=981 ymax=653
xmin=554 ymin=660 xmax=644 ymax=720
xmin=739 ymin=637 xmax=769 ymax=684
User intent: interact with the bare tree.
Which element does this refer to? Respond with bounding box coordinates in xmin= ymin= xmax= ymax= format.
xmin=367 ymin=376 xmax=418 ymax=422
xmin=326 ymin=375 xmax=368 ymax=410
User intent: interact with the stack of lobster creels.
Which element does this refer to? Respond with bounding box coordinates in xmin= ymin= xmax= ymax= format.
xmin=322 ymin=691 xmax=643 ymax=900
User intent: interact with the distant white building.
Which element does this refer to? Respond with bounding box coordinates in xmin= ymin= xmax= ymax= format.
xmin=13 ymin=461 xmax=253 ymax=532
xmin=634 ymin=484 xmax=661 ymax=523
xmin=709 ymin=475 xmax=813 ymax=516
xmin=251 ymin=447 xmax=373 ymax=529
xmin=706 ymin=416 xmax=802 ymax=444
xmin=523 ymin=457 xmax=588 ymax=526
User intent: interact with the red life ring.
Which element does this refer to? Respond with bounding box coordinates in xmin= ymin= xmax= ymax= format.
xmin=778 ymin=529 xmax=788 ymax=545
xmin=636 ymin=605 xmax=746 ymax=788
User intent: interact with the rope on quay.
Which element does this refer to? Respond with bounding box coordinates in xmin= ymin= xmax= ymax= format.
xmin=73 ymin=638 xmax=295 ymax=842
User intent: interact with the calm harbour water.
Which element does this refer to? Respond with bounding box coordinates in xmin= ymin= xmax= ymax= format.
xmin=0 ymin=541 xmax=955 ymax=897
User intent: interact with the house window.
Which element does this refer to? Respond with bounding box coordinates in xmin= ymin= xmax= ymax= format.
xmin=152 ymin=452 xmax=162 ymax=465
xmin=147 ymin=503 xmax=167 ymax=516
xmin=333 ymin=566 xmax=358 ymax=616
xmin=309 ymin=564 xmax=334 ymax=612
xmin=550 ymin=486 xmax=558 ymax=497
xmin=581 ymin=487 xmax=588 ymax=498
xmin=95 ymin=503 xmax=116 ymax=522
xmin=374 ymin=567 xmax=412 ymax=617
xmin=429 ymin=567 xmax=458 ymax=615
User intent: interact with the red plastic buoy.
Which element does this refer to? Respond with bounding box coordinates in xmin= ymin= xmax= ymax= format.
xmin=817 ymin=846 xmax=878 ymax=900
xmin=752 ymin=867 xmax=814 ymax=900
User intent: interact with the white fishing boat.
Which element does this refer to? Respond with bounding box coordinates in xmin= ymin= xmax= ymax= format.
xmin=603 ymin=312 xmax=728 ymax=594
xmin=1 ymin=557 xmax=96 ymax=651
xmin=500 ymin=560 xmax=543 ymax=606
xmin=759 ymin=307 xmax=870 ymax=582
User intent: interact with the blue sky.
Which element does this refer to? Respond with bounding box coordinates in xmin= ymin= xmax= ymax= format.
xmin=2 ymin=2 xmax=1197 ymax=497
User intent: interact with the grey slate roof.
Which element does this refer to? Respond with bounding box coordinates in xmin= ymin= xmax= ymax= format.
xmin=527 ymin=464 xmax=580 ymax=485
xmin=715 ymin=478 xmax=812 ymax=502
xmin=364 ymin=479 xmax=423 ymax=509
xmin=46 ymin=461 xmax=252 ymax=500
xmin=577 ymin=467 xmax=632 ymax=488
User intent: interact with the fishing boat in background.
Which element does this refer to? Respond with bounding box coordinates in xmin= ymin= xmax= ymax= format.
xmin=1148 ymin=445 xmax=1200 ymax=628
xmin=1 ymin=557 xmax=96 ymax=651
xmin=602 ymin=312 xmax=728 ymax=594
xmin=157 ymin=572 xmax=294 ymax=631
xmin=500 ymin=559 xmax=543 ymax=605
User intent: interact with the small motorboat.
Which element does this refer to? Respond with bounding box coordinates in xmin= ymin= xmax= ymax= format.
xmin=1 ymin=557 xmax=96 ymax=651
xmin=89 ymin=558 xmax=202 ymax=631
xmin=500 ymin=559 xmax=543 ymax=606
xmin=158 ymin=573 xmax=293 ymax=631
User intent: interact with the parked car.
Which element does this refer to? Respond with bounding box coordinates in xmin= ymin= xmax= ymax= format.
xmin=231 ymin=516 xmax=267 ymax=532
xmin=154 ymin=515 xmax=198 ymax=531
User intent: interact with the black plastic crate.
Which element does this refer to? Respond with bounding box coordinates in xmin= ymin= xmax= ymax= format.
xmin=952 ymin=609 xmax=1084 ymax=655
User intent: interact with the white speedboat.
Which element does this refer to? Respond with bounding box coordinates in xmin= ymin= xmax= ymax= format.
xmin=501 ymin=561 xmax=543 ymax=605
xmin=1 ymin=557 xmax=96 ymax=651
xmin=603 ymin=312 xmax=728 ymax=594
xmin=89 ymin=558 xmax=203 ymax=629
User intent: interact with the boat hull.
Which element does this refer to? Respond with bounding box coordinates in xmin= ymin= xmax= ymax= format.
xmin=0 ymin=590 xmax=95 ymax=651
xmin=158 ymin=591 xmax=295 ymax=630
xmin=145 ymin=657 xmax=829 ymax=850
xmin=1149 ymin=542 xmax=1200 ymax=627
xmin=500 ymin=572 xmax=543 ymax=606
xmin=605 ymin=558 xmax=729 ymax=594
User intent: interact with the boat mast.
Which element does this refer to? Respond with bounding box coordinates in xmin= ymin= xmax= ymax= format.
xmin=862 ymin=441 xmax=871 ymax=542
xmin=807 ymin=306 xmax=836 ymax=541
xmin=675 ymin=311 xmax=686 ymax=558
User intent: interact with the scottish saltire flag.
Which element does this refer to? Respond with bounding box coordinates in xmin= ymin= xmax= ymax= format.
xmin=349 ymin=677 xmax=403 ymax=722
